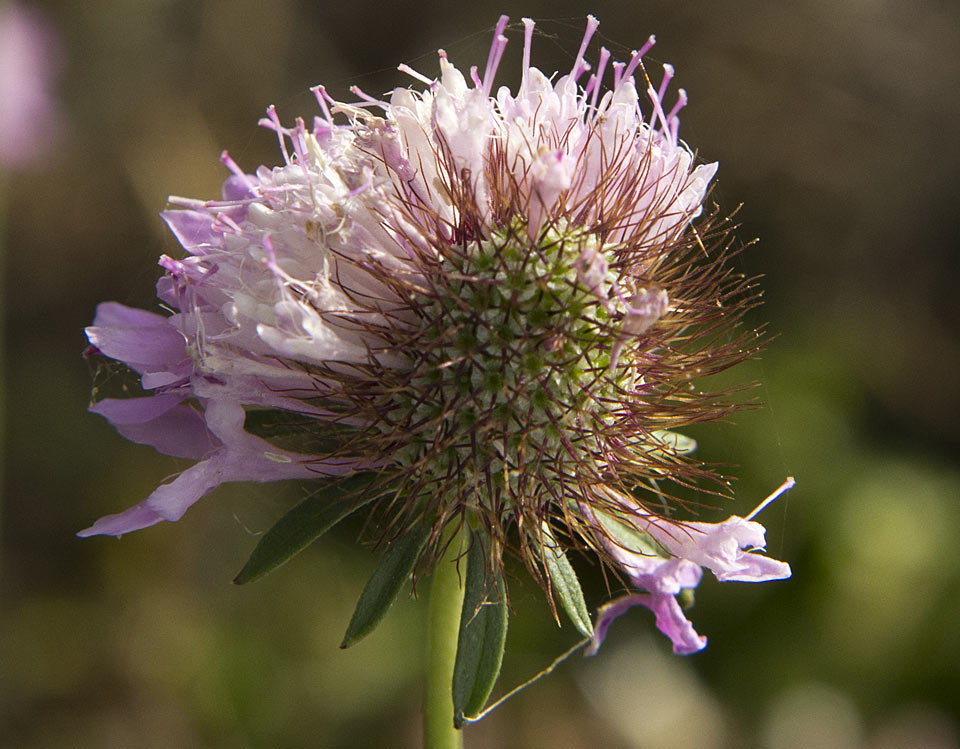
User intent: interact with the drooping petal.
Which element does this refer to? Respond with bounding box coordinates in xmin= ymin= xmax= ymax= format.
xmin=587 ymin=591 xmax=706 ymax=656
xmin=76 ymin=502 xmax=165 ymax=538
xmin=80 ymin=400 xmax=363 ymax=537
xmin=91 ymin=393 xmax=213 ymax=460
xmin=643 ymin=592 xmax=708 ymax=655
xmin=589 ymin=482 xmax=791 ymax=652
xmin=89 ymin=393 xmax=186 ymax=424
xmin=108 ymin=404 xmax=215 ymax=460
xmin=145 ymin=399 xmax=348 ymax=522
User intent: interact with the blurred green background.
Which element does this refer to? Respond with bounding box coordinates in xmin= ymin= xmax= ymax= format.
xmin=2 ymin=0 xmax=959 ymax=747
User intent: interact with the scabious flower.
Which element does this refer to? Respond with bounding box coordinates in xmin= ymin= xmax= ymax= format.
xmin=83 ymin=15 xmax=789 ymax=655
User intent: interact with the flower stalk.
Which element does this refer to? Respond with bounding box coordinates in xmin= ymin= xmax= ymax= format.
xmin=424 ymin=524 xmax=466 ymax=749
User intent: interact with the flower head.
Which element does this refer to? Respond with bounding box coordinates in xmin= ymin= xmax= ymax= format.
xmin=83 ymin=15 xmax=789 ymax=653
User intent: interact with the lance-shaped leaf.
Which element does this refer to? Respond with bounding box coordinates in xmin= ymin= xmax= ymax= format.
xmin=452 ymin=536 xmax=508 ymax=727
xmin=341 ymin=520 xmax=430 ymax=648
xmin=541 ymin=522 xmax=594 ymax=638
xmin=234 ymin=473 xmax=379 ymax=585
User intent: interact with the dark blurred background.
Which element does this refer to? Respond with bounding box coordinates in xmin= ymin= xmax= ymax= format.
xmin=2 ymin=0 xmax=959 ymax=747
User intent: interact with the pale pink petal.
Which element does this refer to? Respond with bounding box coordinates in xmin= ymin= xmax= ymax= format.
xmin=86 ymin=302 xmax=188 ymax=378
xmin=160 ymin=210 xmax=219 ymax=253
xmin=76 ymin=502 xmax=164 ymax=537
xmin=86 ymin=323 xmax=187 ymax=373
xmin=587 ymin=591 xmax=706 ymax=656
xmin=91 ymin=301 xmax=168 ymax=328
xmin=646 ymin=516 xmax=792 ymax=583
xmin=90 ymin=394 xmax=185 ymax=424
xmin=587 ymin=593 xmax=647 ymax=656
xmin=112 ymin=405 xmax=216 ymax=460
xmin=78 ymin=400 xmax=364 ymax=537
xmin=645 ymin=592 xmax=707 ymax=655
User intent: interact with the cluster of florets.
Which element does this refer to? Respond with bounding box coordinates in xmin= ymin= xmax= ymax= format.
xmin=83 ymin=15 xmax=789 ymax=654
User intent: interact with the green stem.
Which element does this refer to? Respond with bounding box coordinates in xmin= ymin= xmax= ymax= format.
xmin=424 ymin=524 xmax=467 ymax=749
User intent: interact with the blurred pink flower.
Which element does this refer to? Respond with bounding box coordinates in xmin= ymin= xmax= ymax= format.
xmin=0 ymin=3 xmax=62 ymax=170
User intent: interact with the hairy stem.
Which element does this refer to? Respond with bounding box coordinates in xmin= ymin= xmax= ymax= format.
xmin=424 ymin=523 xmax=466 ymax=749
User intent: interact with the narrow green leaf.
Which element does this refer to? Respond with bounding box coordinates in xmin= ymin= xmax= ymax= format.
xmin=541 ymin=523 xmax=594 ymax=638
xmin=452 ymin=536 xmax=508 ymax=727
xmin=340 ymin=520 xmax=430 ymax=648
xmin=234 ymin=474 xmax=379 ymax=585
